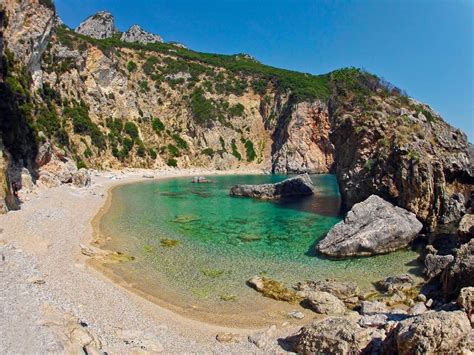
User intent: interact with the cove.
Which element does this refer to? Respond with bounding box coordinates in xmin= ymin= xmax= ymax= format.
xmin=96 ymin=174 xmax=422 ymax=327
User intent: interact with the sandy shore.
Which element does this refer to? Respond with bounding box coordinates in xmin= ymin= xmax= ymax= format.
xmin=0 ymin=167 xmax=300 ymax=353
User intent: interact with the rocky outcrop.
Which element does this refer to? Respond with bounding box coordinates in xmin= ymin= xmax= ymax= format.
xmin=424 ymin=253 xmax=454 ymax=278
xmin=300 ymin=291 xmax=346 ymax=315
xmin=295 ymin=317 xmax=384 ymax=354
xmin=121 ymin=24 xmax=163 ymax=44
xmin=72 ymin=168 xmax=91 ymax=187
xmin=271 ymin=100 xmax=334 ymax=174
xmin=382 ymin=311 xmax=473 ymax=354
xmin=75 ymin=11 xmax=116 ymax=39
xmin=230 ymin=174 xmax=314 ymax=200
xmin=458 ymin=213 xmax=474 ymax=241
xmin=316 ymin=195 xmax=423 ymax=258
xmin=441 ymin=239 xmax=474 ymax=301
xmin=457 ymin=287 xmax=474 ymax=324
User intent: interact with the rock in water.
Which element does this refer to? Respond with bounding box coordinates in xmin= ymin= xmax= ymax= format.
xmin=382 ymin=311 xmax=472 ymax=354
xmin=230 ymin=174 xmax=314 ymax=200
xmin=75 ymin=11 xmax=116 ymax=39
xmin=316 ymin=195 xmax=423 ymax=258
xmin=121 ymin=24 xmax=163 ymax=44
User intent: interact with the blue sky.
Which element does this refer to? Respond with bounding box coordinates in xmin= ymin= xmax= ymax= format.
xmin=56 ymin=0 xmax=473 ymax=141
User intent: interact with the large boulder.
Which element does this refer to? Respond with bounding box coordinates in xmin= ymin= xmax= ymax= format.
xmin=294 ymin=317 xmax=384 ymax=354
xmin=424 ymin=253 xmax=454 ymax=278
xmin=299 ymin=291 xmax=346 ymax=315
xmin=72 ymin=169 xmax=91 ymax=187
xmin=316 ymin=195 xmax=423 ymax=258
xmin=230 ymin=174 xmax=314 ymax=200
xmin=295 ymin=279 xmax=360 ymax=300
xmin=75 ymin=11 xmax=116 ymax=39
xmin=382 ymin=311 xmax=473 ymax=354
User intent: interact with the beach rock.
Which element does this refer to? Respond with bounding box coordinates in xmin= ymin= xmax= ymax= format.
xmin=458 ymin=213 xmax=474 ymax=241
xmin=75 ymin=11 xmax=116 ymax=39
xmin=457 ymin=287 xmax=474 ymax=323
xmin=294 ymin=317 xmax=383 ymax=354
xmin=382 ymin=311 xmax=472 ymax=354
xmin=407 ymin=302 xmax=427 ymax=315
xmin=360 ymin=301 xmax=388 ymax=315
xmin=121 ymin=24 xmax=163 ymax=44
xmin=424 ymin=253 xmax=454 ymax=278
xmin=36 ymin=172 xmax=61 ymax=188
xmin=35 ymin=140 xmax=52 ymax=167
xmin=316 ymin=195 xmax=423 ymax=258
xmin=295 ymin=279 xmax=360 ymax=300
xmin=230 ymin=174 xmax=314 ymax=200
xmin=301 ymin=291 xmax=346 ymax=315
xmin=358 ymin=314 xmax=388 ymax=328
xmin=287 ymin=311 xmax=305 ymax=320
xmin=375 ymin=274 xmax=415 ymax=294
xmin=72 ymin=169 xmax=91 ymax=187
xmin=441 ymin=239 xmax=474 ymax=301
xmin=247 ymin=276 xmax=300 ymax=304
xmin=248 ymin=325 xmax=276 ymax=350
xmin=191 ymin=176 xmax=210 ymax=183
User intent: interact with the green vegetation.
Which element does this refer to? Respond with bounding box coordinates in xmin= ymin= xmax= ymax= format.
xmin=201 ymin=268 xmax=225 ymax=278
xmin=231 ymin=139 xmax=241 ymax=160
xmin=124 ymin=121 xmax=139 ymax=140
xmin=160 ymin=238 xmax=181 ymax=248
xmin=64 ymin=101 xmax=105 ymax=149
xmin=127 ymin=60 xmax=137 ymax=72
xmin=244 ymin=139 xmax=256 ymax=162
xmin=229 ymin=103 xmax=245 ymax=117
xmin=190 ymin=88 xmax=216 ymax=125
xmin=201 ymin=147 xmax=214 ymax=157
xmin=167 ymin=158 xmax=178 ymax=167
xmin=151 ymin=117 xmax=165 ymax=134
xmin=167 ymin=144 xmax=180 ymax=157
xmin=252 ymin=79 xmax=267 ymax=95
xmin=171 ymin=133 xmax=188 ymax=149
xmin=143 ymin=56 xmax=160 ymax=76
xmin=148 ymin=148 xmax=157 ymax=159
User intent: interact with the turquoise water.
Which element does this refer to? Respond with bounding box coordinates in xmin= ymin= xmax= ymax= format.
xmin=98 ymin=174 xmax=422 ymax=325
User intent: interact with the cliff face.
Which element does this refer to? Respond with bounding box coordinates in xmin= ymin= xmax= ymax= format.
xmin=0 ymin=1 xmax=472 ymax=230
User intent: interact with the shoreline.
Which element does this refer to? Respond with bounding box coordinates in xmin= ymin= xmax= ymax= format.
xmin=1 ymin=167 xmax=305 ymax=353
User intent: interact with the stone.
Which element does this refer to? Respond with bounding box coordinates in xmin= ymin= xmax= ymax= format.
xmin=75 ymin=11 xmax=116 ymax=39
xmin=191 ymin=176 xmax=210 ymax=183
xmin=440 ymin=193 xmax=466 ymax=224
xmin=36 ymin=172 xmax=61 ymax=188
xmin=424 ymin=253 xmax=454 ymax=278
xmin=216 ymin=333 xmax=242 ymax=344
xmin=287 ymin=311 xmax=305 ymax=320
xmin=247 ymin=276 xmax=300 ymax=304
xmin=375 ymin=274 xmax=415 ymax=294
xmin=425 ymin=299 xmax=433 ymax=308
xmin=294 ymin=317 xmax=382 ymax=354
xmin=382 ymin=311 xmax=472 ymax=354
xmin=316 ymin=195 xmax=423 ymax=258
xmin=358 ymin=314 xmax=388 ymax=328
xmin=441 ymin=239 xmax=474 ymax=301
xmin=230 ymin=174 xmax=314 ymax=200
xmin=407 ymin=302 xmax=427 ymax=315
xmin=300 ymin=291 xmax=346 ymax=315
xmin=415 ymin=293 xmax=427 ymax=302
xmin=35 ymin=140 xmax=52 ymax=167
xmin=295 ymin=279 xmax=360 ymax=300
xmin=360 ymin=301 xmax=388 ymax=315
xmin=458 ymin=213 xmax=474 ymax=241
xmin=457 ymin=287 xmax=474 ymax=316
xmin=120 ymin=24 xmax=163 ymax=44
xmin=72 ymin=169 xmax=91 ymax=187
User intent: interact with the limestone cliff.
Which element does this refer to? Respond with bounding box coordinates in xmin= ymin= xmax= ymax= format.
xmin=0 ymin=1 xmax=472 ymax=230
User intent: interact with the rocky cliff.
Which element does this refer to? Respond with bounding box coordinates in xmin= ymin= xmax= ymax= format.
xmin=0 ymin=1 xmax=472 ymax=230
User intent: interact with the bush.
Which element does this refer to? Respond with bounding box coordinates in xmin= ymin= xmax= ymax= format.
xmin=152 ymin=117 xmax=165 ymax=133
xmin=127 ymin=60 xmax=137 ymax=72
xmin=229 ymin=103 xmax=245 ymax=117
xmin=231 ymin=139 xmax=241 ymax=160
xmin=190 ymin=88 xmax=216 ymax=125
xmin=172 ymin=133 xmax=188 ymax=149
xmin=244 ymin=139 xmax=256 ymax=162
xmin=167 ymin=158 xmax=177 ymax=167
xmin=64 ymin=101 xmax=105 ymax=149
xmin=148 ymin=148 xmax=157 ymax=159
xmin=202 ymin=148 xmax=214 ymax=157
xmin=143 ymin=56 xmax=160 ymax=76
xmin=167 ymin=144 xmax=180 ymax=157
xmin=124 ymin=121 xmax=139 ymax=139
xmin=252 ymin=79 xmax=267 ymax=95
xmin=137 ymin=143 xmax=146 ymax=157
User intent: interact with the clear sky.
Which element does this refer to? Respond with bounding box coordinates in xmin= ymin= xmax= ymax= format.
xmin=56 ymin=0 xmax=473 ymax=142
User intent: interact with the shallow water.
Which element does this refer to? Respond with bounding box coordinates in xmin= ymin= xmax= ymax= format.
xmin=98 ymin=174 xmax=422 ymax=325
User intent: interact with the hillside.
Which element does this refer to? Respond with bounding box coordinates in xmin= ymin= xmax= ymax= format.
xmin=0 ymin=0 xmax=472 ymax=230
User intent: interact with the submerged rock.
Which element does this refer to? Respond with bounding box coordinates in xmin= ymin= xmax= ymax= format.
xmin=248 ymin=275 xmax=301 ymax=304
xmin=316 ymin=195 xmax=423 ymax=258
xmin=230 ymin=174 xmax=314 ymax=200
xmin=191 ymin=176 xmax=210 ymax=183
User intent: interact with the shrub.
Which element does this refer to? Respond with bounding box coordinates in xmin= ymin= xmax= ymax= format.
xmin=84 ymin=147 xmax=93 ymax=158
xmin=172 ymin=133 xmax=188 ymax=149
xmin=231 ymin=139 xmax=241 ymax=160
xmin=167 ymin=158 xmax=177 ymax=167
xmin=229 ymin=103 xmax=245 ymax=117
xmin=137 ymin=143 xmax=146 ymax=157
xmin=244 ymin=139 xmax=256 ymax=162
xmin=152 ymin=117 xmax=165 ymax=133
xmin=64 ymin=101 xmax=105 ymax=149
xmin=127 ymin=60 xmax=137 ymax=72
xmin=167 ymin=144 xmax=180 ymax=157
xmin=252 ymin=79 xmax=267 ymax=95
xmin=138 ymin=80 xmax=149 ymax=92
xmin=202 ymin=148 xmax=214 ymax=157
xmin=143 ymin=56 xmax=160 ymax=76
xmin=190 ymin=88 xmax=216 ymax=124
xmin=124 ymin=121 xmax=139 ymax=139
xmin=148 ymin=148 xmax=157 ymax=159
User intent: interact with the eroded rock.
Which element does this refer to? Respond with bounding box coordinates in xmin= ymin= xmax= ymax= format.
xmin=317 ymin=195 xmax=423 ymax=258
xmin=230 ymin=174 xmax=314 ymax=200
xmin=72 ymin=169 xmax=91 ymax=187
xmin=458 ymin=213 xmax=474 ymax=241
xmin=301 ymin=291 xmax=346 ymax=315
xmin=121 ymin=24 xmax=163 ymax=44
xmin=75 ymin=11 xmax=116 ymax=39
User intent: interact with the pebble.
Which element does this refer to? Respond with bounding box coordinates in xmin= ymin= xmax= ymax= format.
xmin=287 ymin=310 xmax=305 ymax=319
xmin=216 ymin=333 xmax=242 ymax=344
xmin=426 ymin=298 xmax=434 ymax=308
